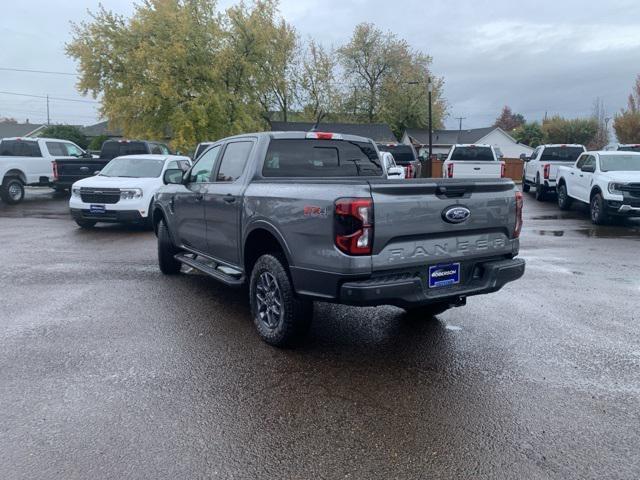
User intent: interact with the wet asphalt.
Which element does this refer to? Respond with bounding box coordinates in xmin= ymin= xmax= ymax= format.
xmin=1 ymin=187 xmax=639 ymax=479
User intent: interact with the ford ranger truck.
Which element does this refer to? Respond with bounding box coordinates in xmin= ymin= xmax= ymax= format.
xmin=522 ymin=144 xmax=586 ymax=201
xmin=153 ymin=131 xmax=525 ymax=347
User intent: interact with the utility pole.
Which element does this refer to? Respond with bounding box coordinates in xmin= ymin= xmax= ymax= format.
xmin=46 ymin=94 xmax=50 ymax=125
xmin=455 ymin=116 xmax=466 ymax=131
xmin=428 ymin=77 xmax=433 ymax=161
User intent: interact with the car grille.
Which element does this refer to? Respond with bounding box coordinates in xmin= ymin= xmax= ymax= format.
xmin=80 ymin=187 xmax=120 ymax=204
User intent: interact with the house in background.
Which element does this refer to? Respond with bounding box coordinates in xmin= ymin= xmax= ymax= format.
xmin=81 ymin=120 xmax=123 ymax=140
xmin=402 ymin=126 xmax=533 ymax=159
xmin=271 ymin=121 xmax=397 ymax=143
xmin=0 ymin=120 xmax=47 ymax=138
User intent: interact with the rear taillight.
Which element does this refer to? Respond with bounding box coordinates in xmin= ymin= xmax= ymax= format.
xmin=334 ymin=198 xmax=373 ymax=255
xmin=447 ymin=163 xmax=454 ymax=178
xmin=543 ymin=164 xmax=550 ymax=179
xmin=52 ymin=161 xmax=59 ymax=181
xmin=500 ymin=162 xmax=505 ymax=178
xmin=514 ymin=191 xmax=524 ymax=238
xmin=405 ymin=163 xmax=414 ymax=178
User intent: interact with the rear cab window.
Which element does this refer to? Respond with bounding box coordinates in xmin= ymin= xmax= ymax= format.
xmin=540 ymin=147 xmax=584 ymax=162
xmin=376 ymin=144 xmax=416 ymax=165
xmin=263 ymin=139 xmax=383 ymax=177
xmin=100 ymin=141 xmax=149 ymax=159
xmin=449 ymin=146 xmax=495 ymax=161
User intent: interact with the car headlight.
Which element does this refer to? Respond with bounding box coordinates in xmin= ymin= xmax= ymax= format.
xmin=71 ymin=187 xmax=81 ymax=198
xmin=120 ymin=188 xmax=143 ymax=200
xmin=608 ymin=182 xmax=624 ymax=195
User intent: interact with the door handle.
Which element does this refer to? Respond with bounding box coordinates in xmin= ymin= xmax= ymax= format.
xmin=223 ymin=194 xmax=236 ymax=204
xmin=570 ymin=172 xmax=574 ymax=175
xmin=579 ymin=174 xmax=583 ymax=177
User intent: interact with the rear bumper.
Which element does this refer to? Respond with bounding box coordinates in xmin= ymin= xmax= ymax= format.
xmin=293 ymin=257 xmax=525 ymax=307
xmin=70 ymin=208 xmax=145 ymax=223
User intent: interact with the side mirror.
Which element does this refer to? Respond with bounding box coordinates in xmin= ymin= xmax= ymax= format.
xmin=93 ymin=170 xmax=101 ymax=176
xmin=519 ymin=153 xmax=529 ymax=161
xmin=581 ymin=164 xmax=595 ymax=173
xmin=163 ymin=168 xmax=184 ymax=185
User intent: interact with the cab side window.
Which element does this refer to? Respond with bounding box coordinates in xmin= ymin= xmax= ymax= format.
xmin=190 ymin=145 xmax=220 ymax=183
xmin=46 ymin=142 xmax=67 ymax=157
xmin=215 ymin=141 xmax=253 ymax=182
xmin=64 ymin=143 xmax=84 ymax=157
xmin=575 ymin=154 xmax=587 ymax=169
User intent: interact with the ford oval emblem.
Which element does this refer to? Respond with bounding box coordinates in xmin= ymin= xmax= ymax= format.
xmin=443 ymin=206 xmax=471 ymax=224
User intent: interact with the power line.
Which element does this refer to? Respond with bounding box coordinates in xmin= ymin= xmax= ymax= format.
xmin=0 ymin=90 xmax=99 ymax=104
xmin=454 ymin=116 xmax=466 ymax=131
xmin=0 ymin=67 xmax=77 ymax=76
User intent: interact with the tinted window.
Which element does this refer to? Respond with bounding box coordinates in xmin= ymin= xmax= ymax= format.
xmin=216 ymin=141 xmax=253 ymax=182
xmin=167 ymin=159 xmax=191 ymax=171
xmin=449 ymin=146 xmax=495 ymax=161
xmin=0 ymin=140 xmax=41 ymax=157
xmin=46 ymin=142 xmax=67 ymax=156
xmin=575 ymin=154 xmax=588 ymax=169
xmin=150 ymin=144 xmax=163 ymax=154
xmin=100 ymin=141 xmax=148 ymax=159
xmin=376 ymin=144 xmax=416 ymax=165
xmin=618 ymin=145 xmax=640 ymax=152
xmin=264 ymin=139 xmax=382 ymax=177
xmin=195 ymin=143 xmax=213 ymax=159
xmin=600 ymin=154 xmax=640 ymax=172
xmin=190 ymin=145 xmax=220 ymax=183
xmin=540 ymin=147 xmax=584 ymax=162
xmin=100 ymin=157 xmax=166 ymax=178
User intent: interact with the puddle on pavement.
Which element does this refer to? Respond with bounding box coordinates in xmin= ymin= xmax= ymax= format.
xmin=531 ymin=214 xmax=581 ymax=221
xmin=575 ymin=227 xmax=640 ymax=239
xmin=535 ymin=229 xmax=565 ymax=236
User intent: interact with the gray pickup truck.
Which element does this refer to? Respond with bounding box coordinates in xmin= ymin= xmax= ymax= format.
xmin=153 ymin=131 xmax=525 ymax=347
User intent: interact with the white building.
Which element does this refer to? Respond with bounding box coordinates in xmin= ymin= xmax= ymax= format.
xmin=402 ymin=126 xmax=534 ymax=159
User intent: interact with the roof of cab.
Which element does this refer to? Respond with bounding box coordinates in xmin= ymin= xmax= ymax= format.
xmin=111 ymin=154 xmax=190 ymax=161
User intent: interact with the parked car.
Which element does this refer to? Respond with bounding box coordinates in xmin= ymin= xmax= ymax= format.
xmin=556 ymin=151 xmax=640 ymax=224
xmin=376 ymin=143 xmax=421 ymax=178
xmin=522 ymin=144 xmax=586 ymax=201
xmin=0 ymin=137 xmax=90 ymax=204
xmin=69 ymin=154 xmax=191 ymax=229
xmin=52 ymin=139 xmax=173 ymax=190
xmin=603 ymin=143 xmax=640 ymax=153
xmin=442 ymin=144 xmax=505 ymax=179
xmin=194 ymin=141 xmax=214 ymax=160
xmin=153 ymin=130 xmax=525 ymax=347
xmin=380 ymin=151 xmax=406 ymax=179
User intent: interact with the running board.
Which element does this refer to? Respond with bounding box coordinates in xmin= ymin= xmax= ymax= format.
xmin=174 ymin=253 xmax=245 ymax=287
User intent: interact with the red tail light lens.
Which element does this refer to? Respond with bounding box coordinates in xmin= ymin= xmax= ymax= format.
xmin=543 ymin=164 xmax=550 ymax=180
xmin=514 ymin=191 xmax=524 ymax=238
xmin=335 ymin=198 xmax=373 ymax=255
xmin=405 ymin=163 xmax=414 ymax=178
xmin=447 ymin=163 xmax=454 ymax=178
xmin=500 ymin=162 xmax=505 ymax=178
xmin=52 ymin=160 xmax=59 ymax=181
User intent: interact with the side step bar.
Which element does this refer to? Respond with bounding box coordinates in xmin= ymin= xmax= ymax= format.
xmin=174 ymin=253 xmax=245 ymax=287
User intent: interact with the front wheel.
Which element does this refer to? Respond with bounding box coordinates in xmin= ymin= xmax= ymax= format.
xmin=157 ymin=219 xmax=182 ymax=274
xmin=557 ymin=184 xmax=572 ymax=210
xmin=1 ymin=177 xmax=25 ymax=204
xmin=250 ymin=254 xmax=312 ymax=347
xmin=590 ymin=193 xmax=609 ymax=225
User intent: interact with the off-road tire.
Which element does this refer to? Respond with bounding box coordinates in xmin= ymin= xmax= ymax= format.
xmin=557 ymin=184 xmax=572 ymax=210
xmin=157 ymin=219 xmax=182 ymax=274
xmin=590 ymin=193 xmax=609 ymax=225
xmin=1 ymin=177 xmax=25 ymax=205
xmin=249 ymin=253 xmax=312 ymax=347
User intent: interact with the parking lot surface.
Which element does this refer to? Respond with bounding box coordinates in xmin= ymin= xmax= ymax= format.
xmin=1 ymin=188 xmax=639 ymax=479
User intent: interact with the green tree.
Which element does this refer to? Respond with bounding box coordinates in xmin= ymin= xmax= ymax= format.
xmin=542 ymin=116 xmax=598 ymax=145
xmin=87 ymin=134 xmax=109 ymax=151
xmin=613 ymin=75 xmax=640 ymax=143
xmin=298 ymin=40 xmax=337 ymax=121
xmin=494 ymin=106 xmax=525 ymax=131
xmin=39 ymin=125 xmax=88 ymax=149
xmin=514 ymin=122 xmax=544 ymax=147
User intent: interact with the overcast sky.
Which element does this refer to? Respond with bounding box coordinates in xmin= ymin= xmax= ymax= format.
xmin=1 ymin=0 xmax=639 ymax=130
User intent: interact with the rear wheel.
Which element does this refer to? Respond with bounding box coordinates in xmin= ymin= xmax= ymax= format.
xmin=157 ymin=219 xmax=182 ymax=274
xmin=557 ymin=184 xmax=572 ymax=210
xmin=405 ymin=302 xmax=451 ymax=319
xmin=535 ymin=175 xmax=546 ymax=201
xmin=590 ymin=193 xmax=609 ymax=225
xmin=522 ymin=182 xmax=530 ymax=193
xmin=250 ymin=254 xmax=312 ymax=347
xmin=1 ymin=177 xmax=25 ymax=205
xmin=74 ymin=218 xmax=97 ymax=229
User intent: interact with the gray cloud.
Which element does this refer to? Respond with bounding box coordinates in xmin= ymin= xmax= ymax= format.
xmin=2 ymin=0 xmax=639 ymax=130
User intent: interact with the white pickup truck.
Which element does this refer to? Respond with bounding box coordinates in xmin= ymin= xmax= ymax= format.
xmin=0 ymin=137 xmax=90 ymax=204
xmin=522 ymin=144 xmax=586 ymax=201
xmin=556 ymin=151 xmax=640 ymax=224
xmin=442 ymin=144 xmax=504 ymax=179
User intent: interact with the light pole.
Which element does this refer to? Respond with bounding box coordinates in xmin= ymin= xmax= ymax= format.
xmin=428 ymin=77 xmax=433 ymax=161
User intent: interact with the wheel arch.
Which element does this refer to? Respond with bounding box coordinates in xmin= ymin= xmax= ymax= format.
xmin=2 ymin=169 xmax=27 ymax=184
xmin=243 ymin=221 xmax=293 ymax=275
xmin=590 ymin=185 xmax=603 ymax=201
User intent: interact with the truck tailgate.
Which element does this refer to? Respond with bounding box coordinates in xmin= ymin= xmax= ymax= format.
xmin=369 ymin=179 xmax=518 ymax=271
xmin=450 ymin=161 xmax=502 ymax=178
xmin=54 ymin=159 xmax=110 ymax=185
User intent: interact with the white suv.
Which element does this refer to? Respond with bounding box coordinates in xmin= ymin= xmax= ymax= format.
xmin=69 ymin=154 xmax=191 ymax=228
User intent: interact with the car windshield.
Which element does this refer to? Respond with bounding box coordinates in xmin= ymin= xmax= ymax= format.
xmin=600 ymin=154 xmax=640 ymax=172
xmin=540 ymin=146 xmax=584 ymax=161
xmin=376 ymin=144 xmax=416 ymax=165
xmin=618 ymin=145 xmax=640 ymax=152
xmin=450 ymin=146 xmax=495 ymax=161
xmin=100 ymin=157 xmax=166 ymax=178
